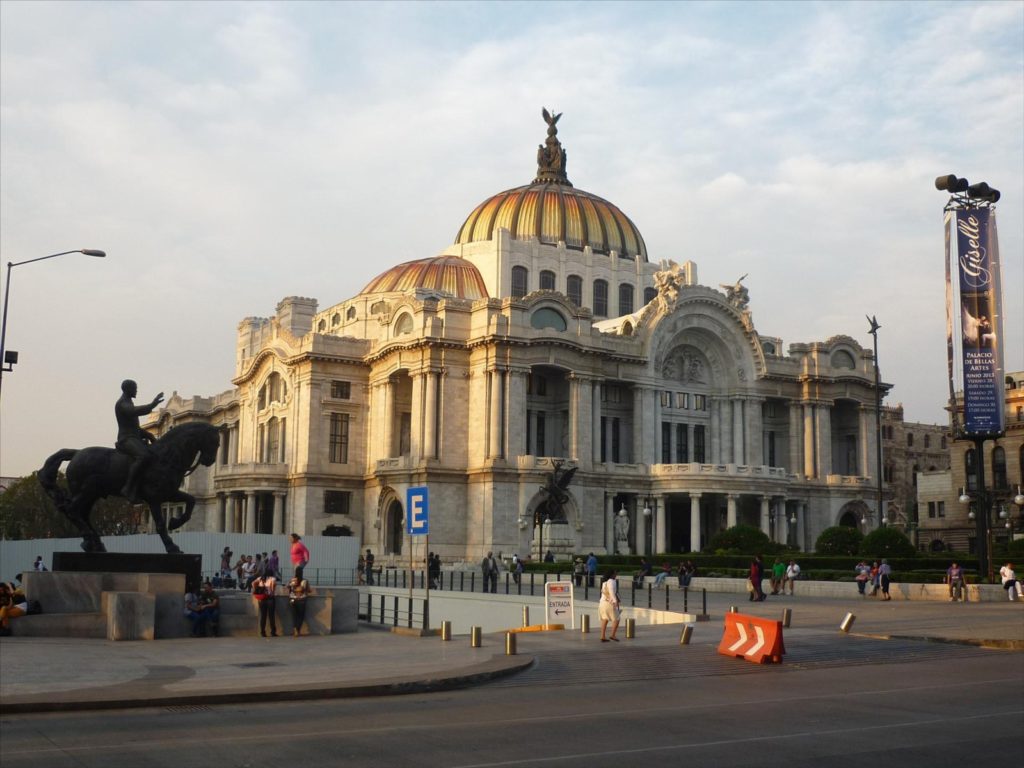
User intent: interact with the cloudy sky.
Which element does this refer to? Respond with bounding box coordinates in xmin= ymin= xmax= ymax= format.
xmin=1 ymin=1 xmax=1021 ymax=479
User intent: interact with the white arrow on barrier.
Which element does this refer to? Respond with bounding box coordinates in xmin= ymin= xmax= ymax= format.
xmin=745 ymin=625 xmax=766 ymax=658
xmin=727 ymin=621 xmax=748 ymax=652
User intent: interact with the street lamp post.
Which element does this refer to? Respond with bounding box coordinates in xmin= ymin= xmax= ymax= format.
xmin=0 ymin=248 xmax=106 ymax=400
xmin=867 ymin=315 xmax=884 ymax=528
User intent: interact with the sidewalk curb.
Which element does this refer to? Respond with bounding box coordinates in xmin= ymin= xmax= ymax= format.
xmin=0 ymin=654 xmax=534 ymax=715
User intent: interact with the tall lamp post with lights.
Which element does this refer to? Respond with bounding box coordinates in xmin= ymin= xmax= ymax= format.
xmin=867 ymin=315 xmax=885 ymax=528
xmin=936 ymin=173 xmax=1002 ymax=581
xmin=0 ymin=248 xmax=107 ymax=401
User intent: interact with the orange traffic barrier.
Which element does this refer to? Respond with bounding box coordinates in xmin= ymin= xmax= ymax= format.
xmin=717 ymin=612 xmax=785 ymax=664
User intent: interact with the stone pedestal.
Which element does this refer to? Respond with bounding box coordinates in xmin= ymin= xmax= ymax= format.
xmin=53 ymin=552 xmax=202 ymax=593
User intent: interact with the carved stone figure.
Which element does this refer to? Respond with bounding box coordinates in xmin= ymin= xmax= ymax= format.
xmin=535 ymin=108 xmax=570 ymax=183
xmin=720 ymin=274 xmax=750 ymax=310
xmin=537 ymin=459 xmax=577 ymax=523
xmin=654 ymin=261 xmax=684 ymax=309
xmin=614 ymin=507 xmax=631 ymax=555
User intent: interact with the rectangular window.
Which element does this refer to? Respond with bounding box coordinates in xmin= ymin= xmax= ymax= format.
xmin=661 ymin=391 xmax=671 ymax=408
xmin=329 ymin=413 xmax=349 ymax=464
xmin=600 ymin=416 xmax=607 ymax=463
xmin=330 ymin=380 xmax=351 ymax=399
xmin=399 ymin=412 xmax=411 ymax=456
xmin=676 ymin=392 xmax=689 ymax=410
xmin=767 ymin=430 xmax=776 ymax=467
xmin=693 ymin=394 xmax=706 ymax=411
xmin=611 ymin=417 xmax=621 ymax=463
xmin=764 ymin=402 xmax=778 ymax=418
xmin=567 ymin=275 xmax=583 ymax=307
xmin=676 ymin=423 xmax=688 ymax=463
xmin=928 ymin=501 xmax=937 ymax=519
xmin=693 ymin=425 xmax=706 ymax=463
xmin=593 ymin=280 xmax=608 ymax=317
xmin=661 ymin=422 xmax=672 ymax=463
xmin=537 ymin=412 xmax=546 ymax=456
xmin=279 ymin=418 xmax=286 ymax=462
xmin=937 ymin=501 xmax=945 ymax=518
xmin=324 ymin=490 xmax=351 ymax=515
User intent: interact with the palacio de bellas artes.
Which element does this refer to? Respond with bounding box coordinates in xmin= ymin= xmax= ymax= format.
xmin=151 ymin=112 xmax=886 ymax=566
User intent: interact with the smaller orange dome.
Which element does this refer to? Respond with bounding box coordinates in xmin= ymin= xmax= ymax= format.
xmin=360 ymin=255 xmax=489 ymax=300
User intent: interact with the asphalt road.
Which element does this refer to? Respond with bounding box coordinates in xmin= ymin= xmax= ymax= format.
xmin=2 ymin=635 xmax=1022 ymax=768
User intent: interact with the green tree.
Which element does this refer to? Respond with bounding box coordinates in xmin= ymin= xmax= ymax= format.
xmin=859 ymin=526 xmax=916 ymax=559
xmin=707 ymin=524 xmax=771 ymax=554
xmin=815 ymin=526 xmax=864 ymax=556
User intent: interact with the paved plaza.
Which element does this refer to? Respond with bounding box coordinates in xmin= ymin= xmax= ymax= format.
xmin=2 ymin=592 xmax=1021 ymax=714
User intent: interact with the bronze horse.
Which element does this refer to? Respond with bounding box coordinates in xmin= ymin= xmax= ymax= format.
xmin=38 ymin=422 xmax=221 ymax=554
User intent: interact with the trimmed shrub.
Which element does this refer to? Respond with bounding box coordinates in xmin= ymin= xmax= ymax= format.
xmin=859 ymin=527 xmax=916 ymax=559
xmin=706 ymin=525 xmax=771 ymax=554
xmin=815 ymin=526 xmax=864 ymax=556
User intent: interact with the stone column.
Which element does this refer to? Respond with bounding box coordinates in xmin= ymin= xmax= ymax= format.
xmin=816 ymin=403 xmax=832 ymax=478
xmin=710 ymin=398 xmax=721 ymax=463
xmin=797 ymin=501 xmax=808 ymax=552
xmin=732 ymin=398 xmax=745 ymax=464
xmin=760 ymin=496 xmax=771 ymax=537
xmin=860 ymin=405 xmax=875 ymax=480
xmin=720 ymin=397 xmax=732 ymax=464
xmin=508 ymin=369 xmax=527 ymax=459
xmin=690 ymin=494 xmax=702 ymax=553
xmin=654 ymin=495 xmax=667 ymax=553
xmin=245 ymin=492 xmax=257 ymax=534
xmin=592 ymin=381 xmax=603 ymax=465
xmin=726 ymin=493 xmax=738 ymax=528
xmin=748 ymin=397 xmax=764 ymax=466
xmin=272 ymin=492 xmax=285 ymax=534
xmin=488 ymin=369 xmax=504 ymax=459
xmin=568 ymin=375 xmax=581 ymax=460
xmin=424 ymin=371 xmax=438 ymax=460
xmin=653 ymin=390 xmax=662 ymax=465
xmin=788 ymin=403 xmax=802 ymax=475
xmin=217 ymin=493 xmax=227 ymax=533
xmin=383 ymin=379 xmax=394 ymax=459
xmin=803 ymin=403 xmax=816 ymax=477
xmin=410 ymin=371 xmax=424 ymax=460
xmin=632 ymin=386 xmax=644 ymax=465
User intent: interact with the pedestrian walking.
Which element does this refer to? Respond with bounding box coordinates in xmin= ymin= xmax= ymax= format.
xmin=946 ymin=562 xmax=965 ymax=602
xmin=287 ymin=574 xmax=312 ymax=636
xmin=599 ymin=570 xmax=621 ymax=642
xmin=481 ymin=551 xmax=499 ymax=593
xmin=878 ymin=559 xmax=892 ymax=601
xmin=252 ymin=571 xmax=278 ymax=637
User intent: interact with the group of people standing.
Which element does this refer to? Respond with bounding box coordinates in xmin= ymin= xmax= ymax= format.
xmin=749 ymin=556 xmax=800 ymax=600
xmin=853 ymin=559 xmax=893 ymax=600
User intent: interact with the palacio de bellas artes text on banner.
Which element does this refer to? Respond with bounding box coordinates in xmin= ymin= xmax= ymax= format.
xmin=945 ymin=207 xmax=1005 ymax=436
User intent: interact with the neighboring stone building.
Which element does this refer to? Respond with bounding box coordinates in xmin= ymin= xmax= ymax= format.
xmin=879 ymin=405 xmax=951 ymax=543
xmin=916 ymin=372 xmax=1024 ymax=553
xmin=150 ymin=114 xmax=887 ymax=563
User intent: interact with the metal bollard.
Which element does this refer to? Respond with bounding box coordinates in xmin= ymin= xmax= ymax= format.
xmin=522 ymin=605 xmax=530 ymax=627
xmin=679 ymin=624 xmax=694 ymax=645
xmin=470 ymin=626 xmax=482 ymax=647
xmin=441 ymin=620 xmax=452 ymax=641
xmin=580 ymin=614 xmax=590 ymax=633
xmin=840 ymin=613 xmax=856 ymax=633
xmin=729 ymin=605 xmax=738 ymax=613
xmin=505 ymin=632 xmax=517 ymax=655
xmin=782 ymin=608 xmax=792 ymax=628
xmin=625 ymin=617 xmax=636 ymax=639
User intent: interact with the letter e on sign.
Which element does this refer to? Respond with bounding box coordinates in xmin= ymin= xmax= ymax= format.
xmin=406 ymin=486 xmax=429 ymax=536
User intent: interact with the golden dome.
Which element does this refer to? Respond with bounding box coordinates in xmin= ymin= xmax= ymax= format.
xmin=360 ymin=255 xmax=489 ymax=300
xmin=454 ymin=108 xmax=647 ymax=260
xmin=454 ymin=183 xmax=647 ymax=260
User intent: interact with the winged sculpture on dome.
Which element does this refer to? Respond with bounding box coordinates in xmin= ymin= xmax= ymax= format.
xmin=536 ymin=107 xmax=568 ymax=182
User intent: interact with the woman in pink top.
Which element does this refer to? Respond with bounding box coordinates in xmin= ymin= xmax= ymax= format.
xmin=290 ymin=533 xmax=310 ymax=579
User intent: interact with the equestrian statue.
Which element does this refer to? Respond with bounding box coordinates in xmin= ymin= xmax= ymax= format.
xmin=38 ymin=380 xmax=221 ymax=554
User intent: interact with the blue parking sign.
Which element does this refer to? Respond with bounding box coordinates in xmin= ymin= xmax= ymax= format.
xmin=406 ymin=486 xmax=429 ymax=535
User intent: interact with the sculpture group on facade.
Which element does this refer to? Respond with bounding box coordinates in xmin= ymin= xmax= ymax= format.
xmin=38 ymin=380 xmax=220 ymax=554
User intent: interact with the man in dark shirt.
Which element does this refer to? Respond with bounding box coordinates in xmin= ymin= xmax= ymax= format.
xmin=114 ymin=379 xmax=163 ymax=502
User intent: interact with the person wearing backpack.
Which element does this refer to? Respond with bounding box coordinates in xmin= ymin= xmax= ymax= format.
xmin=251 ymin=571 xmax=278 ymax=637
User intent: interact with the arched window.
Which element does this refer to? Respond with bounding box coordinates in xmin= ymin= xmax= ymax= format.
xmin=331 ymin=313 xmax=341 ymax=327
xmin=317 ymin=319 xmax=327 ymax=332
xmin=539 ymin=270 xmax=556 ymax=290
xmin=832 ymin=350 xmax=856 ymax=369
xmin=346 ymin=306 xmax=357 ymax=320
xmin=618 ymin=283 xmax=634 ymax=316
xmin=644 ymin=287 xmax=657 ymax=306
xmin=530 ymin=307 xmax=567 ymax=331
xmin=992 ymin=446 xmax=1007 ymax=488
xmin=593 ymin=280 xmax=608 ymax=316
xmin=566 ymin=275 xmax=583 ymax=307
xmin=394 ymin=313 xmax=413 ymax=336
xmin=511 ymin=266 xmax=528 ymax=298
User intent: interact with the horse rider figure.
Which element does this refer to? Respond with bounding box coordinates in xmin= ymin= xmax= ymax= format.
xmin=115 ymin=379 xmax=164 ymax=503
